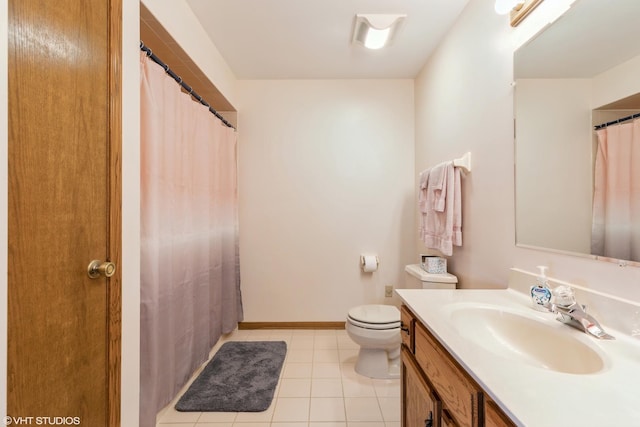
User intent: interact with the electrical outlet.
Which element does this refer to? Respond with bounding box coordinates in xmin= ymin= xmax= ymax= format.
xmin=385 ymin=285 xmax=393 ymax=298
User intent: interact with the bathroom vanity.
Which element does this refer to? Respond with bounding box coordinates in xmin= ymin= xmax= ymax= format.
xmin=397 ymin=285 xmax=640 ymax=427
xmin=400 ymin=304 xmax=513 ymax=427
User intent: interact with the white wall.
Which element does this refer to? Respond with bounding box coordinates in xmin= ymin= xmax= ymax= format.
xmin=237 ymin=80 xmax=415 ymax=321
xmin=121 ymin=1 xmax=140 ymax=425
xmin=593 ymin=54 xmax=640 ymax=108
xmin=414 ymin=0 xmax=516 ymax=289
xmin=415 ymin=0 xmax=640 ymax=302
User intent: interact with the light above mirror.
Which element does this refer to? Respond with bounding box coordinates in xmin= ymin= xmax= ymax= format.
xmin=494 ymin=0 xmax=524 ymax=15
xmin=514 ymin=0 xmax=640 ymax=265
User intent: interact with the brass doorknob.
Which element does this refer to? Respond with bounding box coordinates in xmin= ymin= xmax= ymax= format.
xmin=87 ymin=260 xmax=116 ymax=279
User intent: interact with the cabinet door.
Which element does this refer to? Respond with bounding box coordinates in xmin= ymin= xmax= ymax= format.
xmin=402 ymin=345 xmax=441 ymax=427
xmin=485 ymin=400 xmax=516 ymax=427
xmin=442 ymin=409 xmax=460 ymax=427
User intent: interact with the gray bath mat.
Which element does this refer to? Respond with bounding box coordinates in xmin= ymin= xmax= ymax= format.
xmin=175 ymin=340 xmax=287 ymax=412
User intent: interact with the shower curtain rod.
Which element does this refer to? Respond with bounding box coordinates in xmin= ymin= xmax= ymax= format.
xmin=140 ymin=41 xmax=235 ymax=130
xmin=594 ymin=112 xmax=640 ymax=130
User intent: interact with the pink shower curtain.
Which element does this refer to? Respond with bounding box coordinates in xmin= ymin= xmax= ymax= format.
xmin=592 ymin=119 xmax=640 ymax=262
xmin=139 ymin=52 xmax=243 ymax=427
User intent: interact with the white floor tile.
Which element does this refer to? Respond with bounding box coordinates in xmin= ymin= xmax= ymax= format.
xmin=197 ymin=423 xmax=232 ymax=427
xmin=229 ymin=423 xmax=269 ymax=427
xmin=290 ymin=336 xmax=315 ymax=349
xmin=234 ymin=404 xmax=274 ymax=423
xmin=314 ymin=329 xmax=338 ymax=336
xmin=272 ymin=398 xmax=311 ymax=422
xmin=309 ymin=397 xmax=346 ymax=422
xmin=279 ymin=378 xmax=312 ymax=397
xmin=337 ymin=337 xmax=358 ymax=350
xmin=314 ymin=336 xmax=338 ymax=349
xmin=271 ymin=423 xmax=309 ymax=427
xmin=373 ymin=379 xmax=401 ymax=397
xmin=282 ymin=363 xmax=313 ymax=378
xmin=309 ymin=423 xmax=346 ymax=427
xmin=157 ymin=407 xmax=201 ymax=424
xmin=344 ymin=397 xmax=384 ymax=422
xmin=311 ymin=378 xmax=343 ymax=397
xmin=338 ymin=348 xmax=359 ymax=363
xmin=341 ymin=376 xmax=376 ymax=398
xmin=287 ymin=349 xmax=314 ymax=363
xmin=313 ymin=348 xmax=340 ymax=363
xmin=197 ymin=411 xmax=237 ymax=423
xmin=378 ymin=396 xmax=401 ymax=422
xmin=312 ymin=363 xmax=342 ymax=378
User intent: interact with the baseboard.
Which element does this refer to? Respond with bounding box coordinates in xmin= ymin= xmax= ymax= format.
xmin=238 ymin=321 xmax=346 ymax=330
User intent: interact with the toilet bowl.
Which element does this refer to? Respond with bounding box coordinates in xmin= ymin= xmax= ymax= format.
xmin=346 ymin=304 xmax=401 ymax=379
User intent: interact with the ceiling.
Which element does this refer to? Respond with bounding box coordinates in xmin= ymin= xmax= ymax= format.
xmin=185 ymin=0 xmax=471 ymax=79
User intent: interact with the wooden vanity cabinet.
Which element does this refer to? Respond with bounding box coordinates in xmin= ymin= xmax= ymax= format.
xmin=401 ymin=304 xmax=515 ymax=427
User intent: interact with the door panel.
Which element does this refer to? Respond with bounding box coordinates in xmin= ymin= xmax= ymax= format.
xmin=7 ymin=0 xmax=121 ymax=424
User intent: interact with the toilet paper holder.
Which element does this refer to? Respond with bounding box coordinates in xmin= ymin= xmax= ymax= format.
xmin=360 ymin=255 xmax=379 ymax=272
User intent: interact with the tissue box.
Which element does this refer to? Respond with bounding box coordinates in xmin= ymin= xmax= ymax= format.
xmin=420 ymin=255 xmax=447 ymax=274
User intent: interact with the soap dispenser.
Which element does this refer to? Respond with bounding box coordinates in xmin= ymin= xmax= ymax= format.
xmin=530 ymin=265 xmax=552 ymax=311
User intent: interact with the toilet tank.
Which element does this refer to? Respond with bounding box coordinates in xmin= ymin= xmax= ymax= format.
xmin=404 ymin=264 xmax=457 ymax=289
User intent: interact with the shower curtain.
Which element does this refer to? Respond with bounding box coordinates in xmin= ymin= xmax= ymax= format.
xmin=592 ymin=118 xmax=640 ymax=261
xmin=139 ymin=52 xmax=243 ymax=427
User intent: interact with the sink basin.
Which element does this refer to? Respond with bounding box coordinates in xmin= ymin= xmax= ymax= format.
xmin=446 ymin=305 xmax=606 ymax=374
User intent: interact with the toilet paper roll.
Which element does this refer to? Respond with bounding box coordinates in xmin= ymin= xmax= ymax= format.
xmin=361 ymin=255 xmax=379 ymax=273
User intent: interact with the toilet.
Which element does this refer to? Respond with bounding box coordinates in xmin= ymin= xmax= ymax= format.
xmin=346 ymin=264 xmax=458 ymax=379
xmin=346 ymin=304 xmax=402 ymax=379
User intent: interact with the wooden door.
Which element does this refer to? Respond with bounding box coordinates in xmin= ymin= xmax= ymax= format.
xmin=7 ymin=0 xmax=121 ymax=425
xmin=401 ymin=346 xmax=441 ymax=427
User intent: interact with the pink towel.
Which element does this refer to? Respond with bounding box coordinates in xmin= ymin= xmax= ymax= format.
xmin=419 ymin=162 xmax=447 ymax=213
xmin=419 ymin=162 xmax=462 ymax=256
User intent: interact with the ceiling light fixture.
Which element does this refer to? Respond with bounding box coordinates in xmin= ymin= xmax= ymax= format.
xmin=352 ymin=14 xmax=406 ymax=50
xmin=494 ymin=0 xmax=526 ymax=15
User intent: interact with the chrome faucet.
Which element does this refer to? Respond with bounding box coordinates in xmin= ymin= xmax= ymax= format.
xmin=548 ymin=286 xmax=615 ymax=340
xmin=552 ymin=301 xmax=615 ymax=340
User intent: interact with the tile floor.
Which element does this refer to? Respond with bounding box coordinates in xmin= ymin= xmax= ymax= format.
xmin=156 ymin=328 xmax=401 ymax=427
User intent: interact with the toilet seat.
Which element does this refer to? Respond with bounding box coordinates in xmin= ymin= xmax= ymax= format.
xmin=347 ymin=305 xmax=400 ymax=330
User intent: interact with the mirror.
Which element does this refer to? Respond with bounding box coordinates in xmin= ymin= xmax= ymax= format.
xmin=514 ymin=0 xmax=640 ymax=264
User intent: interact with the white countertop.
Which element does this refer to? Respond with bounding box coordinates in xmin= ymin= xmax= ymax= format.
xmin=396 ymin=288 xmax=640 ymax=427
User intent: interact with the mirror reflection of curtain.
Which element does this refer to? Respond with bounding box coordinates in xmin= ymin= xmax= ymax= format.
xmin=139 ymin=52 xmax=243 ymax=427
xmin=592 ymin=119 xmax=640 ymax=261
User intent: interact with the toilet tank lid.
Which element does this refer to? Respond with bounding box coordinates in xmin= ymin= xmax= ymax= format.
xmin=405 ymin=264 xmax=458 ymax=284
